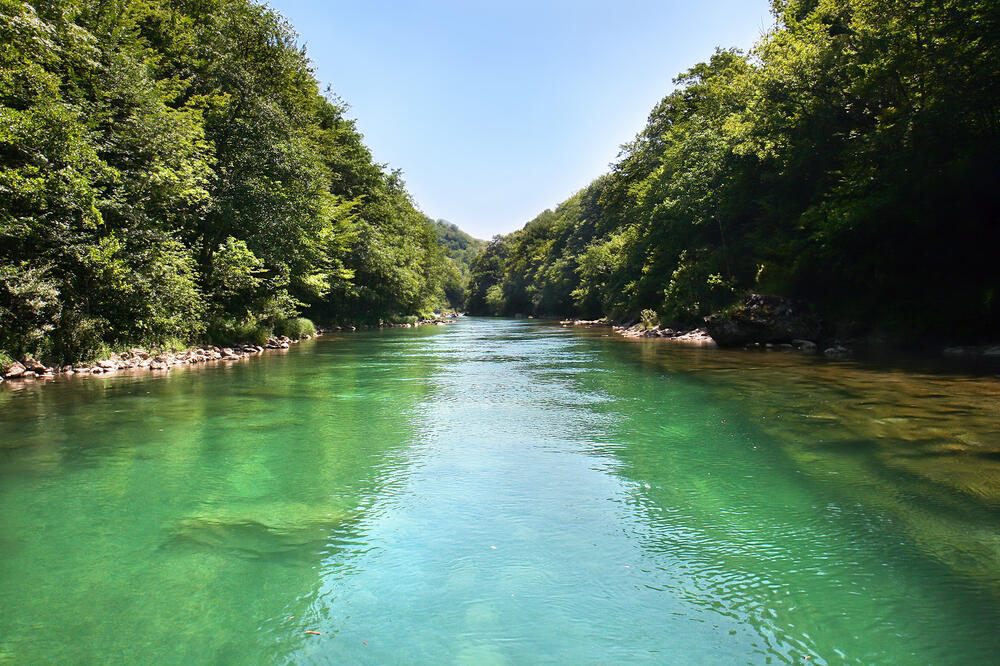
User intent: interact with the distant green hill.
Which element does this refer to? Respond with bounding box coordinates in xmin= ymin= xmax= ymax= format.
xmin=432 ymin=220 xmax=486 ymax=307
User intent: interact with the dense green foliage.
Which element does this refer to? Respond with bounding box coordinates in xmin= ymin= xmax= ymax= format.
xmin=468 ymin=0 xmax=1000 ymax=344
xmin=0 ymin=0 xmax=457 ymax=363
xmin=432 ymin=219 xmax=486 ymax=307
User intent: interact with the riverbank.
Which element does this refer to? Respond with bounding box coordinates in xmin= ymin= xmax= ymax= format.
xmin=561 ymin=315 xmax=1000 ymax=366
xmin=0 ymin=314 xmax=461 ymax=385
xmin=560 ymin=318 xmax=718 ymax=347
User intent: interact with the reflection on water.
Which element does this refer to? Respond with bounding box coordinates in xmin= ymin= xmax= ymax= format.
xmin=1 ymin=319 xmax=998 ymax=664
xmin=605 ymin=336 xmax=1000 ymax=598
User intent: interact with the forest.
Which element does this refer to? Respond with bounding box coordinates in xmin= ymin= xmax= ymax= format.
xmin=1 ymin=0 xmax=463 ymax=365
xmin=5 ymin=0 xmax=999 ymax=366
xmin=467 ymin=0 xmax=1000 ymax=347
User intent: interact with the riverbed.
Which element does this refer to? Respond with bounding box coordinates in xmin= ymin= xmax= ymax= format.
xmin=1 ymin=318 xmax=998 ymax=663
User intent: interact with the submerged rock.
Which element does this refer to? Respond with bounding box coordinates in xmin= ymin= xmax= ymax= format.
xmin=168 ymin=503 xmax=351 ymax=558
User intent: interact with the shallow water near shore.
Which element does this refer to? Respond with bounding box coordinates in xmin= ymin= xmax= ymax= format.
xmin=1 ymin=318 xmax=999 ymax=664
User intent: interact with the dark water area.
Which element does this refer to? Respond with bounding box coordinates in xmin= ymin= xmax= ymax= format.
xmin=1 ymin=318 xmax=998 ymax=664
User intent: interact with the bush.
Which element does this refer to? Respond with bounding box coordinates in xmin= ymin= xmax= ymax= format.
xmin=640 ymin=309 xmax=660 ymax=330
xmin=242 ymin=323 xmax=273 ymax=346
xmin=0 ymin=263 xmax=62 ymax=358
xmin=206 ymin=319 xmax=272 ymax=346
xmin=274 ymin=317 xmax=316 ymax=339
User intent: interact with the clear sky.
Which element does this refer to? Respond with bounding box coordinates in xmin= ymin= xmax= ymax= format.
xmin=265 ymin=0 xmax=774 ymax=239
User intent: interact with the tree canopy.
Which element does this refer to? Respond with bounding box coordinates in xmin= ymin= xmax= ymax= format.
xmin=468 ymin=0 xmax=1000 ymax=345
xmin=1 ymin=0 xmax=462 ymax=363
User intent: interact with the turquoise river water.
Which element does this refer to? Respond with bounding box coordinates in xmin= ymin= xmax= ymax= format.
xmin=1 ymin=318 xmax=999 ymax=664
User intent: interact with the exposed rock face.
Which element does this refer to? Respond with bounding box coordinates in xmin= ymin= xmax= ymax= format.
xmin=614 ymin=324 xmax=717 ymax=346
xmin=705 ymin=294 xmax=821 ymax=348
xmin=3 ymin=361 xmax=26 ymax=378
xmin=21 ymin=356 xmax=47 ymax=373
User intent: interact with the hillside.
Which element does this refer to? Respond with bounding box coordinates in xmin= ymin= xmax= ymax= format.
xmin=467 ymin=0 xmax=1000 ymax=348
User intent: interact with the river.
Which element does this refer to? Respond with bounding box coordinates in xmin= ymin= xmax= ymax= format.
xmin=1 ymin=318 xmax=998 ymax=664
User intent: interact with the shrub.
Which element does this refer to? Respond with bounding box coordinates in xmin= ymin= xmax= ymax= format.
xmin=0 ymin=263 xmax=62 ymax=358
xmin=242 ymin=324 xmax=273 ymax=346
xmin=640 ymin=308 xmax=659 ymax=330
xmin=274 ymin=317 xmax=316 ymax=339
xmin=206 ymin=319 xmax=272 ymax=346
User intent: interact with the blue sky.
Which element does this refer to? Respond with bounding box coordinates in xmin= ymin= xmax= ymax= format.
xmin=266 ymin=1 xmax=774 ymax=239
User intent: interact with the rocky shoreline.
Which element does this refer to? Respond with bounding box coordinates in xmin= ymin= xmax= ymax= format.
xmin=562 ymin=292 xmax=1000 ymax=361
xmin=0 ymin=314 xmax=461 ymax=385
xmin=560 ymin=319 xmax=717 ymax=346
xmin=561 ymin=314 xmax=852 ymax=356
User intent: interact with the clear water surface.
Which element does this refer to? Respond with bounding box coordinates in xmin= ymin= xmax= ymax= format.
xmin=1 ymin=318 xmax=999 ymax=664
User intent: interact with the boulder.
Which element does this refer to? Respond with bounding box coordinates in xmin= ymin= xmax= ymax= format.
xmin=705 ymin=294 xmax=821 ymax=347
xmin=3 ymin=360 xmax=26 ymax=378
xmin=792 ymin=339 xmax=818 ymax=352
xmin=97 ymin=359 xmax=117 ymax=369
xmin=943 ymin=346 xmax=972 ymax=357
xmin=824 ymin=344 xmax=850 ymax=357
